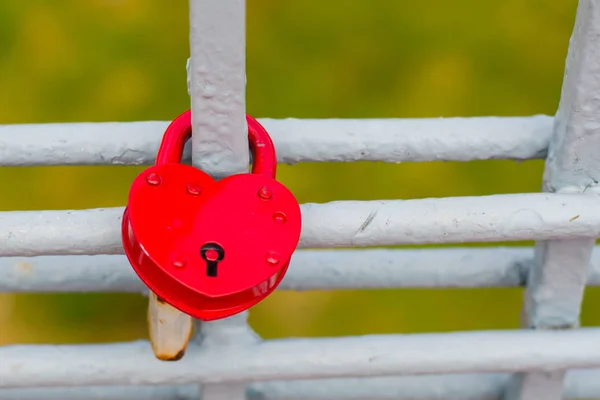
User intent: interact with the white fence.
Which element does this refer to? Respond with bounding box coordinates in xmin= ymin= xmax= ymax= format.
xmin=0 ymin=1 xmax=599 ymax=399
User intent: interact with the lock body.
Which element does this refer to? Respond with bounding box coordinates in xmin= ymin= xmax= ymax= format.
xmin=122 ymin=111 xmax=302 ymax=321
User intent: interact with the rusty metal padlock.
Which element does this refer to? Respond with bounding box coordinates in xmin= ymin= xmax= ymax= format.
xmin=122 ymin=110 xmax=302 ymax=321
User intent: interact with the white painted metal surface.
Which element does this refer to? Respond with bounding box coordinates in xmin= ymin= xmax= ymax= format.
xmin=0 ymin=193 xmax=598 ymax=257
xmin=506 ymin=1 xmax=600 ymax=399
xmin=189 ymin=2 xmax=252 ymax=400
xmin=0 ymin=0 xmax=598 ymax=399
xmin=189 ymin=0 xmax=248 ymax=179
xmin=0 ymin=115 xmax=553 ymax=166
xmin=1 ymin=247 xmax=599 ymax=293
xmin=1 ymin=329 xmax=600 ymax=387
xmin=2 ymin=371 xmax=599 ymax=400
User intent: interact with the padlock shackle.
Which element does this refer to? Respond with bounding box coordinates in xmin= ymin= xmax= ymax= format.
xmin=247 ymin=116 xmax=277 ymax=178
xmin=155 ymin=110 xmax=277 ymax=178
xmin=155 ymin=110 xmax=192 ymax=166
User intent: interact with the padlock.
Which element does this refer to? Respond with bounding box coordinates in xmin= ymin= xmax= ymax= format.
xmin=121 ymin=110 xmax=302 ymax=321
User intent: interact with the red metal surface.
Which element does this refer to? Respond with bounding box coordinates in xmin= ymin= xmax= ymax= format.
xmin=122 ymin=110 xmax=302 ymax=321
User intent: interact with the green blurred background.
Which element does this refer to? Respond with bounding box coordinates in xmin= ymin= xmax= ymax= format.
xmin=0 ymin=0 xmax=597 ymax=345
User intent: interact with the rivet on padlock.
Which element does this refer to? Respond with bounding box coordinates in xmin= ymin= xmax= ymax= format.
xmin=122 ymin=110 xmax=302 ymax=322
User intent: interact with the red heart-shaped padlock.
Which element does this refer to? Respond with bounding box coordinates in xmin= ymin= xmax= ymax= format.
xmin=122 ymin=110 xmax=302 ymax=321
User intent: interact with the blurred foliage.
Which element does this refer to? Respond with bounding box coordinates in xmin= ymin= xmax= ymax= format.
xmin=0 ymin=0 xmax=597 ymax=345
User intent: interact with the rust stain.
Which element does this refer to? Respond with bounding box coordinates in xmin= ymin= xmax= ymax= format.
xmin=15 ymin=262 xmax=33 ymax=274
xmin=156 ymin=348 xmax=186 ymax=361
xmin=569 ymin=215 xmax=580 ymax=222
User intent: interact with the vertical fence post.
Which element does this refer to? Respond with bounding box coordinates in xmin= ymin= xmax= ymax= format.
xmin=189 ymin=1 xmax=256 ymax=399
xmin=189 ymin=0 xmax=249 ymax=179
xmin=505 ymin=1 xmax=600 ymax=399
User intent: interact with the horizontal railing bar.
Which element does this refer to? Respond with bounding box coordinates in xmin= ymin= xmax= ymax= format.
xmin=0 ymin=193 xmax=598 ymax=257
xmin=0 ymin=116 xmax=552 ymax=166
xmin=2 ymin=247 xmax=599 ymax=293
xmin=1 ymin=329 xmax=599 ymax=387
xmin=0 ymin=370 xmax=598 ymax=400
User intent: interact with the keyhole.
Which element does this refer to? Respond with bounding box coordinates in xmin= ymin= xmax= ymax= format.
xmin=200 ymin=242 xmax=225 ymax=277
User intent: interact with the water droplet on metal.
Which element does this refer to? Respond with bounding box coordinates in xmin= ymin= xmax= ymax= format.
xmin=273 ymin=212 xmax=287 ymax=224
xmin=146 ymin=172 xmax=161 ymax=186
xmin=172 ymin=257 xmax=187 ymax=269
xmin=265 ymin=251 xmax=280 ymax=266
xmin=186 ymin=183 xmax=202 ymax=195
xmin=258 ymin=186 xmax=273 ymax=200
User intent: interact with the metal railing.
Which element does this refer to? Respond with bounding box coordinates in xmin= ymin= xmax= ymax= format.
xmin=0 ymin=1 xmax=599 ymax=399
